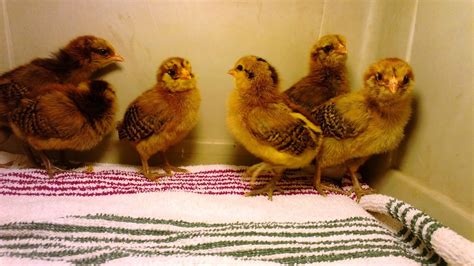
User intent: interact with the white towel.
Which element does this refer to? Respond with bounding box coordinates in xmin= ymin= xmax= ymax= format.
xmin=0 ymin=152 xmax=471 ymax=265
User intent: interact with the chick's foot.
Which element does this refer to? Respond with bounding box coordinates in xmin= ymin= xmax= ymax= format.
xmin=314 ymin=182 xmax=347 ymax=196
xmin=351 ymin=185 xmax=375 ymax=202
xmin=139 ymin=170 xmax=163 ymax=182
xmin=163 ymin=165 xmax=188 ymax=176
xmin=245 ymin=182 xmax=282 ymax=201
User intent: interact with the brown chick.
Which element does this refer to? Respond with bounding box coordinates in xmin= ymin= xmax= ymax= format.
xmin=0 ymin=35 xmax=123 ymax=147
xmin=227 ymin=55 xmax=323 ymax=200
xmin=284 ymin=34 xmax=349 ymax=112
xmin=117 ymin=57 xmax=200 ymax=181
xmin=8 ymin=80 xmax=117 ymax=177
xmin=311 ymin=58 xmax=415 ymax=201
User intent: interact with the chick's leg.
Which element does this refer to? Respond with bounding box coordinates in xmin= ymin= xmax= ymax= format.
xmin=37 ymin=150 xmax=64 ymax=178
xmin=161 ymin=152 xmax=188 ymax=176
xmin=347 ymin=158 xmax=374 ymax=202
xmin=313 ymin=160 xmax=346 ymax=196
xmin=245 ymin=166 xmax=284 ymax=201
xmin=245 ymin=162 xmax=268 ymax=187
xmin=139 ymin=153 xmax=162 ymax=182
xmin=243 ymin=162 xmax=262 ymax=181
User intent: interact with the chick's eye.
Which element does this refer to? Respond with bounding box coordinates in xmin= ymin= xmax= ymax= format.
xmin=322 ymin=45 xmax=334 ymax=53
xmin=96 ymin=48 xmax=109 ymax=56
xmin=402 ymin=75 xmax=410 ymax=85
xmin=236 ymin=65 xmax=243 ymax=71
xmin=375 ymin=73 xmax=382 ymax=81
xmin=167 ymin=69 xmax=176 ymax=76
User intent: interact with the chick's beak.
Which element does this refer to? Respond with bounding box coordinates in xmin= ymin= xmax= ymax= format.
xmin=337 ymin=45 xmax=347 ymax=55
xmin=109 ymin=54 xmax=125 ymax=62
xmin=180 ymin=68 xmax=192 ymax=80
xmin=388 ymin=78 xmax=398 ymax=94
xmin=228 ymin=69 xmax=236 ymax=76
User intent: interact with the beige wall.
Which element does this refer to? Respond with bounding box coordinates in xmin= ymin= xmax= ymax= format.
xmin=0 ymin=0 xmax=380 ymax=165
xmin=1 ymin=0 xmax=327 ymax=165
xmin=369 ymin=0 xmax=474 ymax=240
xmin=1 ymin=0 xmax=472 ymax=239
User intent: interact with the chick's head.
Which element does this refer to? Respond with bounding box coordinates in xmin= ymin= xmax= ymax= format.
xmin=310 ymin=34 xmax=347 ymax=69
xmin=157 ymin=57 xmax=196 ymax=92
xmin=364 ymin=58 xmax=415 ymax=103
xmin=65 ymin=35 xmax=124 ymax=70
xmin=228 ymin=55 xmax=279 ymax=93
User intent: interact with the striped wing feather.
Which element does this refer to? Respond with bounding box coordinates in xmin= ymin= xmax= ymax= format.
xmin=117 ymin=104 xmax=167 ymax=142
xmin=247 ymin=103 xmax=317 ymax=156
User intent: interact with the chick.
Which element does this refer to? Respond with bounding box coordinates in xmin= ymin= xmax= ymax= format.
xmin=117 ymin=57 xmax=200 ymax=181
xmin=227 ymin=55 xmax=323 ymax=200
xmin=311 ymin=58 xmax=414 ymax=201
xmin=0 ymin=35 xmax=123 ymax=147
xmin=284 ymin=34 xmax=349 ymax=112
xmin=8 ymin=80 xmax=117 ymax=177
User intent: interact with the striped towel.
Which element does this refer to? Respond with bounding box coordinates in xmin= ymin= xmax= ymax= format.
xmin=0 ymin=152 xmax=472 ymax=265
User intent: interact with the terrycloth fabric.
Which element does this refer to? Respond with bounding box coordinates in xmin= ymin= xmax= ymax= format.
xmin=360 ymin=194 xmax=474 ymax=265
xmin=0 ymin=152 xmax=470 ymax=265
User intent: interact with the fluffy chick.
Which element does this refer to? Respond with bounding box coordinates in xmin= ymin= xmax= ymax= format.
xmin=284 ymin=34 xmax=349 ymax=112
xmin=8 ymin=80 xmax=117 ymax=177
xmin=227 ymin=55 xmax=323 ymax=200
xmin=311 ymin=58 xmax=414 ymax=201
xmin=0 ymin=35 xmax=123 ymax=146
xmin=117 ymin=57 xmax=200 ymax=181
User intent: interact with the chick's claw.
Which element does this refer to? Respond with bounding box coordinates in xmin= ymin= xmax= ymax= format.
xmin=163 ymin=165 xmax=188 ymax=176
xmin=245 ymin=182 xmax=282 ymax=201
xmin=351 ymin=186 xmax=375 ymax=202
xmin=139 ymin=170 xmax=163 ymax=182
xmin=46 ymin=165 xmax=66 ymax=179
xmin=315 ymin=182 xmax=347 ymax=196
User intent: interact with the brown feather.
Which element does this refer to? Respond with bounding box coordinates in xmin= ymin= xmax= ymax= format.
xmin=284 ymin=34 xmax=349 ymax=112
xmin=316 ymin=58 xmax=414 ymax=168
xmin=9 ymin=80 xmax=117 ymax=151
xmin=312 ymin=102 xmax=358 ymax=139
xmin=117 ymin=57 xmax=201 ymax=162
xmin=227 ymin=55 xmax=322 ymax=168
xmin=0 ymin=35 xmax=122 ymax=128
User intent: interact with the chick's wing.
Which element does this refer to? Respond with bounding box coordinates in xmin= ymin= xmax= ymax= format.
xmin=246 ymin=103 xmax=319 ymax=156
xmin=311 ymin=101 xmax=368 ymax=140
xmin=118 ymin=104 xmax=169 ymax=142
xmin=10 ymin=91 xmax=84 ymax=140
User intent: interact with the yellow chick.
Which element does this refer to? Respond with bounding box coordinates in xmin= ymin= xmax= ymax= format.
xmin=311 ymin=58 xmax=415 ymax=201
xmin=117 ymin=57 xmax=200 ymax=181
xmin=227 ymin=55 xmax=323 ymax=200
xmin=284 ymin=34 xmax=349 ymax=112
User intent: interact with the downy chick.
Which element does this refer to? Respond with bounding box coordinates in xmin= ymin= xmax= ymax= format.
xmin=9 ymin=80 xmax=117 ymax=177
xmin=227 ymin=55 xmax=323 ymax=200
xmin=311 ymin=58 xmax=414 ymax=201
xmin=117 ymin=57 xmax=200 ymax=181
xmin=284 ymin=34 xmax=349 ymax=112
xmin=0 ymin=35 xmax=123 ymax=145
xmin=0 ymin=35 xmax=123 ymax=167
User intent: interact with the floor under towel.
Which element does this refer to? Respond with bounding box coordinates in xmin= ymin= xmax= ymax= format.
xmin=0 ymin=152 xmax=472 ymax=265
